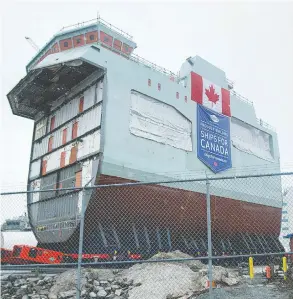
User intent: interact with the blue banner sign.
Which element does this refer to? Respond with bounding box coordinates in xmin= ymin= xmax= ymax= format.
xmin=197 ymin=105 xmax=232 ymax=173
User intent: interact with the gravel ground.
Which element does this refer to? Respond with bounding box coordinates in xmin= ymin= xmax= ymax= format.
xmin=1 ymin=269 xmax=293 ymax=299
xmin=1 ymin=252 xmax=292 ymax=299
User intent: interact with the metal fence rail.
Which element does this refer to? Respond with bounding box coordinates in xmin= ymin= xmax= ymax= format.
xmin=1 ymin=171 xmax=292 ymax=299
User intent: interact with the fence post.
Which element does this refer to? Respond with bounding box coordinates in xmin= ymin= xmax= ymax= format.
xmin=76 ymin=179 xmax=93 ymax=299
xmin=206 ymin=178 xmax=213 ymax=298
xmin=76 ymin=188 xmax=86 ymax=299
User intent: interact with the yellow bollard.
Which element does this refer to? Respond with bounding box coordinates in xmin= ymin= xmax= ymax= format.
xmin=249 ymin=257 xmax=254 ymax=279
xmin=282 ymin=256 xmax=287 ymax=281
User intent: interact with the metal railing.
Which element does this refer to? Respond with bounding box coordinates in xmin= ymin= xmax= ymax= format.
xmin=60 ymin=17 xmax=133 ymax=40
xmin=98 ymin=41 xmax=178 ymax=80
xmin=257 ymin=118 xmax=276 ymax=131
xmin=226 ymin=77 xmax=234 ymax=89
xmin=230 ymin=89 xmax=254 ymax=106
xmin=130 ymin=52 xmax=178 ymax=78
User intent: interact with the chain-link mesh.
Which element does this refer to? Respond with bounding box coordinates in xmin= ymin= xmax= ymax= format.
xmin=82 ymin=179 xmax=208 ymax=260
xmin=208 ymin=174 xmax=290 ymax=267
xmin=1 ymin=172 xmax=292 ymax=296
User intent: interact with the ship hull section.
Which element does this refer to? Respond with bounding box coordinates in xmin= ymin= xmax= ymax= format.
xmin=38 ymin=175 xmax=283 ymax=255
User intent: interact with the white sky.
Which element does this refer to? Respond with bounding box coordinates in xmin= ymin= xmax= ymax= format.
xmin=0 ymin=0 xmax=293 ymax=218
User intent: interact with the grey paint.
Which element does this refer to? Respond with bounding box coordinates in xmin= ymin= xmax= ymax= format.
xmin=78 ymin=46 xmax=282 ymax=206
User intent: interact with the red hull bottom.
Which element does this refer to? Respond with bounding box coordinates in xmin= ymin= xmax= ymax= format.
xmin=39 ymin=175 xmax=284 ymax=255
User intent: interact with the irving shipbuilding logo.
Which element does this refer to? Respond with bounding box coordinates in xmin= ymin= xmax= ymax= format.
xmin=209 ymin=114 xmax=219 ymax=123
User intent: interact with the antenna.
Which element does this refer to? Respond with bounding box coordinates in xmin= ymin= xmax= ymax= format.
xmin=25 ymin=36 xmax=40 ymax=51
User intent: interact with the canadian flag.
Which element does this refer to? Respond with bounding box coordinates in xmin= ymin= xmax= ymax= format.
xmin=191 ymin=72 xmax=231 ymax=117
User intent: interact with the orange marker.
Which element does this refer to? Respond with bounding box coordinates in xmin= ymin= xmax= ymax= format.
xmin=265 ymin=266 xmax=271 ymax=279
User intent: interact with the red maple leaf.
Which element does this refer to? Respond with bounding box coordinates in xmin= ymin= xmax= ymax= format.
xmin=205 ymin=85 xmax=219 ymax=104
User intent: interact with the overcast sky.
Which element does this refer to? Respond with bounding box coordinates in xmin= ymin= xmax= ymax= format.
xmin=1 ymin=0 xmax=293 ymax=218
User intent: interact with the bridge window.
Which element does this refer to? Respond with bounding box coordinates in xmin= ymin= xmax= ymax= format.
xmin=73 ymin=35 xmax=85 ymax=47
xmin=124 ymin=44 xmax=128 ymax=51
xmin=122 ymin=43 xmax=133 ymax=55
xmin=114 ymin=39 xmax=122 ymax=51
xmin=85 ymin=31 xmax=98 ymax=44
xmin=100 ymin=31 xmax=113 ymax=47
xmin=52 ymin=43 xmax=59 ymax=53
xmin=60 ymin=38 xmax=73 ymax=51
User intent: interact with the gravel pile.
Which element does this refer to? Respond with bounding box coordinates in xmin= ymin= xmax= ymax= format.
xmin=1 ymin=251 xmax=243 ymax=299
xmin=1 ymin=269 xmax=134 ymax=299
xmin=120 ymin=251 xmax=241 ymax=299
xmin=1 ymin=273 xmax=56 ymax=299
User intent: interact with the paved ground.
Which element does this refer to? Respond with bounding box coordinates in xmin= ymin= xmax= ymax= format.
xmin=198 ymin=275 xmax=293 ymax=299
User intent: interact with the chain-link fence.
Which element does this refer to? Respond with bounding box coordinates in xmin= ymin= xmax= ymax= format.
xmin=1 ymin=172 xmax=293 ymax=298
